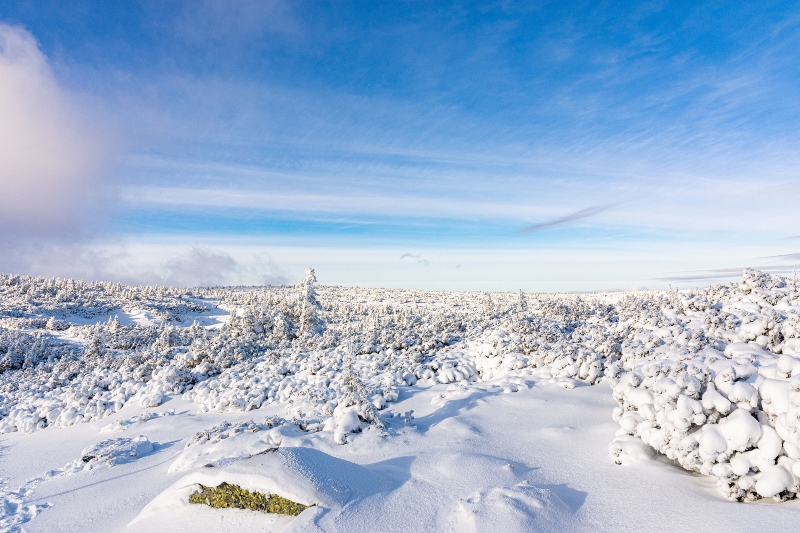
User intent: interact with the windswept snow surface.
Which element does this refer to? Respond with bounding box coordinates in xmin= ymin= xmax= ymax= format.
xmin=2 ymin=268 xmax=800 ymax=531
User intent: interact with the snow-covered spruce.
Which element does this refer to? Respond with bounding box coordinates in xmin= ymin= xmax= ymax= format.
xmin=1 ymin=268 xmax=800 ymax=501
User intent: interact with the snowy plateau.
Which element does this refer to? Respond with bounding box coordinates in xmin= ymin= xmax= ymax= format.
xmin=1 ymin=268 xmax=800 ymax=532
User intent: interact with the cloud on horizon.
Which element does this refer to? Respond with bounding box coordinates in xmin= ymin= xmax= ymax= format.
xmin=0 ymin=241 xmax=291 ymax=288
xmin=765 ymin=252 xmax=800 ymax=262
xmin=400 ymin=253 xmax=429 ymax=266
xmin=655 ymin=265 xmax=797 ymax=283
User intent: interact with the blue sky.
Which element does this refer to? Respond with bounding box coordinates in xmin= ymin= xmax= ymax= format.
xmin=0 ymin=1 xmax=799 ymax=290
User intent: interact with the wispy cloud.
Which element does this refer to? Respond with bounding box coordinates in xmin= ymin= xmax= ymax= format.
xmin=121 ymin=186 xmax=546 ymax=222
xmin=656 ymin=265 xmax=797 ymax=283
xmin=520 ymin=204 xmax=614 ymax=233
xmin=764 ymin=252 xmax=800 ymax=261
xmin=400 ymin=253 xmax=429 ymax=266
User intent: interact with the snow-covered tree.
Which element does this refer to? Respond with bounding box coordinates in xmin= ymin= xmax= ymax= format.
xmin=517 ymin=289 xmax=527 ymax=315
xmin=298 ymin=267 xmax=322 ymax=336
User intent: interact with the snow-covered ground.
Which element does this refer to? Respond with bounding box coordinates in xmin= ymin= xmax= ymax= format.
xmin=2 ymin=268 xmax=800 ymax=531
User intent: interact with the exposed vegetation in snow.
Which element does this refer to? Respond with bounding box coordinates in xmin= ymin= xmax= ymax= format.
xmin=189 ymin=482 xmax=310 ymax=515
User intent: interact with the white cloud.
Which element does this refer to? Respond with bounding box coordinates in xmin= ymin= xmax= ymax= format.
xmin=156 ymin=247 xmax=289 ymax=287
xmin=0 ymin=23 xmax=111 ymax=236
xmin=161 ymin=247 xmax=239 ymax=287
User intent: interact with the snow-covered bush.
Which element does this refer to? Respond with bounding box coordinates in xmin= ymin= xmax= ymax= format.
xmin=608 ymin=269 xmax=800 ymax=501
xmin=70 ymin=436 xmax=155 ymax=471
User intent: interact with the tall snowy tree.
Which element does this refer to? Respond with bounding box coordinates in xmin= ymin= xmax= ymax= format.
xmin=298 ymin=267 xmax=322 ymax=335
xmin=517 ymin=289 xmax=527 ymax=315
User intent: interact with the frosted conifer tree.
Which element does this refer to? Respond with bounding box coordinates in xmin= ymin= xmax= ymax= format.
xmin=298 ymin=267 xmax=321 ymax=335
xmin=23 ymin=339 xmax=42 ymax=369
xmin=86 ymin=333 xmax=105 ymax=359
xmin=483 ymin=292 xmax=495 ymax=318
xmin=517 ymin=289 xmax=527 ymax=315
xmin=335 ymin=342 xmax=384 ymax=438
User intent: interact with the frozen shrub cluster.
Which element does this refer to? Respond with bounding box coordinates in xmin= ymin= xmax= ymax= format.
xmin=0 ymin=327 xmax=80 ymax=373
xmin=609 ymin=269 xmax=800 ymax=500
xmin=0 ymin=274 xmax=207 ymax=322
xmin=100 ymin=410 xmax=174 ymax=433
xmin=2 ymin=268 xmax=800 ymax=501
xmin=185 ymin=420 xmax=265 ymax=448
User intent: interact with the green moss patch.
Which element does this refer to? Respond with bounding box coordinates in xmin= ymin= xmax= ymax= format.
xmin=189 ymin=482 xmax=310 ymax=516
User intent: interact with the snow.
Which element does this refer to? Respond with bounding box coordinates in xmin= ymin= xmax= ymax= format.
xmin=608 ymin=435 xmax=656 ymax=465
xmin=2 ymin=268 xmax=800 ymax=531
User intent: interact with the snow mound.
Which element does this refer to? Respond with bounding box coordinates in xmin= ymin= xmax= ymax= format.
xmin=170 ymin=420 xmax=274 ymax=472
xmin=131 ymin=447 xmax=393 ymax=532
xmin=607 ymin=270 xmax=800 ymax=500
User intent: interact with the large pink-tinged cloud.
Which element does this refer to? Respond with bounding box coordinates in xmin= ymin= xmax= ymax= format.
xmin=0 ymin=23 xmax=109 ymax=235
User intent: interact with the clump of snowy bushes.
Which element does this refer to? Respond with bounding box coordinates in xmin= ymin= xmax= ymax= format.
xmin=609 ymin=269 xmax=800 ymax=501
xmin=2 ymin=267 xmax=800 ymax=501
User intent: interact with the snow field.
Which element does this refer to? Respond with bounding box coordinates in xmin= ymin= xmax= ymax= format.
xmin=0 ymin=265 xmax=800 ymax=531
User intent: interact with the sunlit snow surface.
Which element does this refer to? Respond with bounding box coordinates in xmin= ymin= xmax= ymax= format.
xmin=2 ymin=269 xmax=800 ymax=531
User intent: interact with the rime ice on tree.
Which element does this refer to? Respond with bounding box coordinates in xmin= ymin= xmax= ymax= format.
xmin=297 ymin=267 xmax=322 ymax=336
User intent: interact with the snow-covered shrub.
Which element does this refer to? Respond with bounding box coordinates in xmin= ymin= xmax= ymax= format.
xmin=608 ymin=270 xmax=800 ymax=501
xmin=70 ymin=436 xmax=154 ymax=471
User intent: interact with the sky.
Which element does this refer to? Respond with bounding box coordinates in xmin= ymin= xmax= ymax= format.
xmin=0 ymin=1 xmax=799 ymax=291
